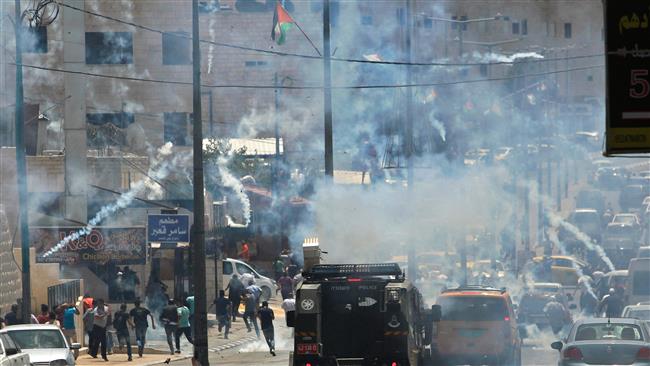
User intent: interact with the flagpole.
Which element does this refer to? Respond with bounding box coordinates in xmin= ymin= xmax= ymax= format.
xmin=294 ymin=22 xmax=322 ymax=56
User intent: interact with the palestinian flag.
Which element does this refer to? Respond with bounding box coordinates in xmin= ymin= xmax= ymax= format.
xmin=271 ymin=2 xmax=295 ymax=45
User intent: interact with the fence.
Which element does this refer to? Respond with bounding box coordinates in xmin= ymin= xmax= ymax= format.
xmin=47 ymin=280 xmax=81 ymax=308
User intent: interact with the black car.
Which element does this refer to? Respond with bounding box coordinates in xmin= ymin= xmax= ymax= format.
xmin=551 ymin=318 xmax=650 ymax=366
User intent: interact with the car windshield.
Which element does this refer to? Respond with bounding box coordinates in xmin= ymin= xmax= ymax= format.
xmin=574 ymin=324 xmax=644 ymax=341
xmin=438 ymin=296 xmax=508 ymax=321
xmin=8 ymin=329 xmax=67 ymax=349
xmin=613 ymin=215 xmax=636 ymax=225
xmin=572 ymin=213 xmax=598 ymax=224
xmin=626 ymin=309 xmax=650 ymax=320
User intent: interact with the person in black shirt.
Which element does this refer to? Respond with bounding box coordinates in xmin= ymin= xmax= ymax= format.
xmin=4 ymin=304 xmax=19 ymax=326
xmin=257 ymin=301 xmax=275 ymax=356
xmin=129 ymin=300 xmax=156 ymax=358
xmin=159 ymin=299 xmax=178 ymax=355
xmin=113 ymin=304 xmax=133 ymax=361
xmin=210 ymin=290 xmax=231 ymax=339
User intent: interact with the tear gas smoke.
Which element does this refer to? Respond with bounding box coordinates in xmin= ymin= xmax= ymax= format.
xmin=547 ymin=213 xmax=615 ymax=272
xmin=546 ymin=226 xmax=598 ymax=301
xmin=471 ymin=51 xmax=544 ymax=63
xmin=217 ymin=156 xmax=251 ymax=227
xmin=207 ymin=19 xmax=216 ymax=75
xmin=430 ymin=119 xmax=446 ymax=142
xmin=527 ymin=183 xmax=615 ymax=272
xmin=43 ymin=142 xmax=189 ymax=257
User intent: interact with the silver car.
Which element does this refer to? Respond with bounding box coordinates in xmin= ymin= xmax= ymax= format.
xmin=0 ymin=324 xmax=80 ymax=366
xmin=551 ymin=318 xmax=650 ymax=365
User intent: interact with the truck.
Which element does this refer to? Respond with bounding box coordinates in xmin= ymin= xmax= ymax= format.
xmin=286 ymin=263 xmax=433 ymax=366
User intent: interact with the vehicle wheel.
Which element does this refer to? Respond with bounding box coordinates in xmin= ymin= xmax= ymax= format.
xmin=260 ymin=286 xmax=272 ymax=302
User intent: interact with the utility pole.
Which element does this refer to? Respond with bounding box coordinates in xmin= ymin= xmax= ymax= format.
xmin=14 ymin=0 xmax=32 ymax=324
xmin=191 ymin=0 xmax=209 ymax=364
xmin=405 ymin=0 xmax=417 ymax=282
xmin=323 ymin=0 xmax=333 ymax=178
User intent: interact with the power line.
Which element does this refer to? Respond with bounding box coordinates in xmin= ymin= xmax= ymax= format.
xmin=54 ymin=1 xmax=603 ymax=68
xmin=9 ymin=61 xmax=604 ymax=90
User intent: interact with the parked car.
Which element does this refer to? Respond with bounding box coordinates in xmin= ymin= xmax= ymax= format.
xmin=611 ymin=213 xmax=642 ymax=237
xmin=222 ymin=258 xmax=277 ymax=301
xmin=564 ymin=209 xmax=602 ymax=243
xmin=0 ymin=324 xmax=79 ymax=366
xmin=551 ymin=318 xmax=650 ymax=366
xmin=622 ymin=304 xmax=650 ymax=322
xmin=620 ymin=185 xmax=647 ymax=212
xmin=0 ymin=332 xmax=29 ymax=366
xmin=638 ymin=246 xmax=650 ymax=258
xmin=627 ymin=258 xmax=650 ymax=306
xmin=530 ymin=256 xmax=589 ymax=286
xmin=595 ymin=167 xmax=628 ymax=190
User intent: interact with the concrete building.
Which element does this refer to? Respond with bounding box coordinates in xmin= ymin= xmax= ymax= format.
xmin=0 ymin=0 xmax=605 ymax=310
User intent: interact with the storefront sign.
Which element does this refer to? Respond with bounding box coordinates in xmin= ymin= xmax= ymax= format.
xmin=147 ymin=214 xmax=190 ymax=243
xmin=605 ymin=0 xmax=650 ymax=154
xmin=32 ymin=227 xmax=146 ymax=264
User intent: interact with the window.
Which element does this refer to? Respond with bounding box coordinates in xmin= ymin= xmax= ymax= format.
xmin=633 ymin=271 xmax=650 ymax=295
xmin=223 ymin=261 xmax=233 ymax=275
xmin=236 ymin=262 xmax=253 ymax=275
xmin=163 ymin=32 xmax=191 ymax=65
xmin=512 ymin=22 xmax=520 ymax=34
xmin=23 ymin=26 xmax=47 ymax=53
xmin=480 ymin=64 xmax=488 ymax=77
xmin=361 ymin=15 xmax=372 ymax=26
xmin=522 ymin=19 xmax=528 ymax=35
xmin=460 ymin=15 xmax=468 ymax=31
xmin=244 ymin=61 xmax=268 ymax=67
xmin=87 ymin=112 xmax=134 ymax=128
xmin=438 ymin=296 xmax=508 ymax=321
xmin=451 ymin=15 xmax=458 ymax=30
xmin=85 ymin=32 xmax=133 ymax=64
xmin=396 ymin=8 xmax=405 ymax=26
xmin=423 ymin=18 xmax=433 ymax=28
xmin=163 ymin=112 xmax=190 ymax=146
xmin=564 ymin=22 xmax=572 ymax=38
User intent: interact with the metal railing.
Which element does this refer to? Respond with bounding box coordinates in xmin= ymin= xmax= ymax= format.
xmin=47 ymin=279 xmax=81 ymax=307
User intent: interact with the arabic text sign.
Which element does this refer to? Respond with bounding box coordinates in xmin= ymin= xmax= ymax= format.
xmin=147 ymin=214 xmax=190 ymax=243
xmin=605 ymin=0 xmax=650 ymax=154
xmin=32 ymin=227 xmax=146 ymax=264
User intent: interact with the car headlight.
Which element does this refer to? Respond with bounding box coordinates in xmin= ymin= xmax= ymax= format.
xmin=50 ymin=360 xmax=69 ymax=366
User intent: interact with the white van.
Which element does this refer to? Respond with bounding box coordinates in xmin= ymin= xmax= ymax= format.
xmin=627 ymin=258 xmax=650 ymax=306
xmin=223 ymin=258 xmax=277 ymax=301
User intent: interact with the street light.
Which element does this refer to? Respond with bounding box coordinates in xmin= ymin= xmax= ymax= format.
xmin=419 ymin=13 xmax=508 ymax=58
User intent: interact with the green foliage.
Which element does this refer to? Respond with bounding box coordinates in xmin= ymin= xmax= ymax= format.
xmin=203 ymin=138 xmax=273 ymax=195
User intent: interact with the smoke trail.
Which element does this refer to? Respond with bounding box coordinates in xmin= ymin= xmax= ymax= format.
xmin=43 ymin=143 xmax=188 ymax=257
xmin=527 ymin=183 xmax=615 ymax=272
xmin=431 ymin=119 xmax=446 ymax=142
xmin=546 ymin=226 xmax=598 ymax=300
xmin=546 ymin=213 xmax=615 ymax=272
xmin=471 ymin=51 xmax=544 ymax=63
xmin=207 ymin=19 xmax=216 ymax=74
xmin=217 ymin=156 xmax=251 ymax=226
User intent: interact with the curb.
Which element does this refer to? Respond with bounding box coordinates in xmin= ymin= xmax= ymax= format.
xmin=209 ymin=336 xmax=259 ymax=353
xmin=144 ymin=355 xmax=193 ymax=365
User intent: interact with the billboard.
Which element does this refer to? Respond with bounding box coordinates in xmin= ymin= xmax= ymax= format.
xmin=32 ymin=227 xmax=146 ymax=264
xmin=147 ymin=214 xmax=190 ymax=243
xmin=605 ymin=0 xmax=650 ymax=154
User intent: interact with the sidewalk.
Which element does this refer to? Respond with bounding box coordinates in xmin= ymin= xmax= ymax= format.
xmin=76 ymin=353 xmax=189 ymax=365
